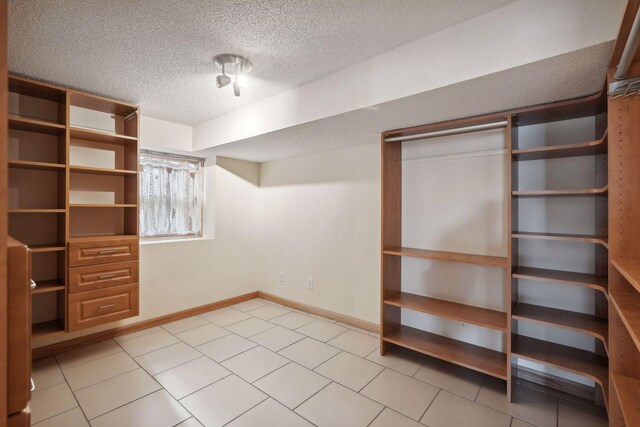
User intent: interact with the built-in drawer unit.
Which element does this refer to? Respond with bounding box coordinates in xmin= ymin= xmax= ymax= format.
xmin=68 ymin=283 xmax=139 ymax=331
xmin=69 ymin=260 xmax=138 ymax=293
xmin=68 ymin=237 xmax=139 ymax=267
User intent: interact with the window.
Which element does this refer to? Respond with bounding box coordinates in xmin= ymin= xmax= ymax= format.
xmin=140 ymin=150 xmax=204 ymax=239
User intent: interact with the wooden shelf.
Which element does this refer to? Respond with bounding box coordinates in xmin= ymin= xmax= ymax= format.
xmin=8 ymin=115 xmax=66 ymax=135
xmin=9 ymin=75 xmax=66 ymax=101
xmin=69 ymin=204 xmax=136 ymax=208
xmin=69 ymin=90 xmax=138 ymax=116
xmin=512 ymin=232 xmax=608 ymax=248
xmin=9 ymin=160 xmax=65 ymax=171
xmin=68 ymin=233 xmax=137 ymax=242
xmin=512 ymin=335 xmax=608 ymax=394
xmin=610 ymin=290 xmax=640 ymax=352
xmin=383 ymin=247 xmax=507 ymax=268
xmin=29 ymin=245 xmax=65 ymax=253
xmin=512 ymin=132 xmax=607 ymax=160
xmin=512 ymin=266 xmax=608 ymax=294
xmin=32 ymin=319 xmax=65 ymax=339
xmin=611 ymin=374 xmax=640 ymax=427
xmin=70 ymin=126 xmax=137 ymax=145
xmin=8 ymin=208 xmax=65 ymax=213
xmin=611 ymin=258 xmax=640 ymax=294
xmin=512 ymin=303 xmax=607 ymax=344
xmin=31 ymin=280 xmax=65 ymax=295
xmin=384 ymin=292 xmax=507 ymax=331
xmin=512 ymin=186 xmax=608 ymax=197
xmin=70 ymin=165 xmax=137 ymax=176
xmin=383 ymin=325 xmax=507 ymax=379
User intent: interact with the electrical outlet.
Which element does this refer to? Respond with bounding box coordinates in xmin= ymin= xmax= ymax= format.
xmin=279 ymin=272 xmax=285 ymax=285
xmin=306 ymin=277 xmax=313 ymax=290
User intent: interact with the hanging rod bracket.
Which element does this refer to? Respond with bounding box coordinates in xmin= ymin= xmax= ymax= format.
xmin=608 ymin=77 xmax=640 ymax=99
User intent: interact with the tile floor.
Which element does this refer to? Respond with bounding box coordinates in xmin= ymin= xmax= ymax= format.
xmin=30 ymin=298 xmax=608 ymax=427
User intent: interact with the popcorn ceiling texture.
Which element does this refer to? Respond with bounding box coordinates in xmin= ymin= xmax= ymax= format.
xmin=202 ymin=42 xmax=613 ymax=162
xmin=7 ymin=0 xmax=516 ymax=125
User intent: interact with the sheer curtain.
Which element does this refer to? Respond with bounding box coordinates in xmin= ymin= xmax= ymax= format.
xmin=140 ymin=152 xmax=203 ymax=238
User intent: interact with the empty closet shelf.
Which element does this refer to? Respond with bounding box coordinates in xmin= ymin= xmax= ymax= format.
xmin=512 ymin=335 xmax=608 ymax=395
xmin=70 ymin=165 xmax=137 ymax=176
xmin=382 ymin=247 xmax=507 ymax=268
xmin=8 ymin=160 xmax=65 ymax=171
xmin=512 ymin=132 xmax=607 ymax=160
xmin=8 ymin=114 xmax=66 ymax=135
xmin=70 ymin=126 xmax=137 ymax=145
xmin=384 ymin=292 xmax=507 ymax=331
xmin=612 ymin=258 xmax=640 ymax=293
xmin=383 ymin=325 xmax=507 ymax=379
xmin=512 ymin=186 xmax=608 ymax=197
xmin=31 ymin=279 xmax=65 ymax=294
xmin=511 ymin=232 xmax=608 ymax=248
xmin=69 ymin=204 xmax=136 ymax=208
xmin=610 ymin=290 xmax=640 ymax=352
xmin=512 ymin=266 xmax=608 ymax=294
xmin=611 ymin=374 xmax=640 ymax=427
xmin=512 ymin=303 xmax=607 ymax=345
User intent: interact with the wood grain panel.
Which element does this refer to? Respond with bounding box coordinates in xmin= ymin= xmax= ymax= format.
xmin=68 ymin=261 xmax=138 ymax=293
xmin=68 ymin=284 xmax=138 ymax=331
xmin=68 ymin=237 xmax=138 ymax=267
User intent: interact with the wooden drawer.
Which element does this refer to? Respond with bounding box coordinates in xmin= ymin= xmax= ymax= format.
xmin=68 ymin=284 xmax=139 ymax=331
xmin=69 ymin=261 xmax=138 ymax=293
xmin=68 ymin=237 xmax=138 ymax=267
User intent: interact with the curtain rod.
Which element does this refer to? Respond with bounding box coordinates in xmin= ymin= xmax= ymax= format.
xmin=615 ymin=8 xmax=640 ymax=80
xmin=384 ymin=120 xmax=508 ymax=143
xmin=141 ymin=149 xmax=205 ymax=163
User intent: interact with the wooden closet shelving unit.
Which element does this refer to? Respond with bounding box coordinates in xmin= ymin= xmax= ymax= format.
xmin=8 ymin=75 xmax=140 ymax=339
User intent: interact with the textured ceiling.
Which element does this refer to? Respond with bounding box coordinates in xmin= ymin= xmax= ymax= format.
xmin=201 ymin=42 xmax=613 ymax=162
xmin=8 ymin=0 xmax=517 ymax=125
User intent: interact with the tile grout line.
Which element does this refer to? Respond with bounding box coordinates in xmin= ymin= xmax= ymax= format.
xmin=419 ymin=387 xmax=441 ymax=423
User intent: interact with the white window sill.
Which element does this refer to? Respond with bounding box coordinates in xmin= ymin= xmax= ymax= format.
xmin=140 ymin=237 xmax=212 ymax=245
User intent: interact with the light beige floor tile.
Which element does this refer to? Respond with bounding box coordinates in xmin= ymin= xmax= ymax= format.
xmin=295 ymin=382 xmax=383 ymax=427
xmin=135 ymin=342 xmax=201 ymax=375
xmin=315 ymin=351 xmax=383 ymax=391
xmin=511 ymin=419 xmax=536 ymax=427
xmin=226 ymin=317 xmax=276 ymax=337
xmin=114 ymin=326 xmax=163 ymax=343
xmin=296 ymin=320 xmax=347 ymax=342
xmin=202 ymin=308 xmax=251 ymax=326
xmin=161 ymin=316 xmax=209 ymax=334
xmin=32 ymin=359 xmax=65 ymax=390
xmin=33 ymin=356 xmax=56 ymax=367
xmin=64 ymin=351 xmax=138 ymax=391
xmin=30 ymin=382 xmax=78 ymax=424
xmin=32 ymin=407 xmax=88 ymax=427
xmin=335 ymin=322 xmax=372 ymax=335
xmin=422 ymin=390 xmax=512 ymax=427
xmin=558 ymin=400 xmax=608 ymax=427
xmin=365 ymin=346 xmax=423 ymax=376
xmin=254 ymin=362 xmax=330 ymax=409
xmin=247 ymin=304 xmax=290 ymax=320
xmin=90 ymin=389 xmax=189 ymax=427
xmin=180 ymin=375 xmax=267 ymax=427
xmin=228 ymin=398 xmax=313 ymax=427
xmin=361 ymin=368 xmax=439 ymax=420
xmin=369 ymin=408 xmax=424 ymax=427
xmin=413 ymin=357 xmax=484 ymax=400
xmin=155 ymin=356 xmax=231 ymax=399
xmin=270 ymin=311 xmax=315 ymax=329
xmin=74 ymin=368 xmax=161 ymax=419
xmin=56 ymin=340 xmax=122 ymax=370
xmin=118 ymin=329 xmax=180 ymax=357
xmin=279 ymin=337 xmax=341 ymax=369
xmin=221 ymin=346 xmax=289 ymax=382
xmin=250 ymin=325 xmax=305 ymax=351
xmin=232 ymin=299 xmax=269 ymax=312
xmin=308 ymin=313 xmax=337 ymax=322
xmin=175 ymin=418 xmax=204 ymax=427
xmin=475 ymin=378 xmax=558 ymax=427
xmin=328 ymin=329 xmax=379 ymax=357
xmin=175 ymin=323 xmax=230 ymax=346
xmin=197 ymin=333 xmax=257 ymax=362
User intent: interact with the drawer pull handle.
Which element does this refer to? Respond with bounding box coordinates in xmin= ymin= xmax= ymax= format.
xmin=98 ymin=304 xmax=116 ymax=311
xmin=97 ymin=274 xmax=117 ymax=280
xmin=98 ymin=250 xmax=117 ymax=255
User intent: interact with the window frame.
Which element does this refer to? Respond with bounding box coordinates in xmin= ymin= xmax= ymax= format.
xmin=139 ymin=149 xmax=205 ymax=241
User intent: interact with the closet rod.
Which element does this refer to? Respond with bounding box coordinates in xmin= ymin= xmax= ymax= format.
xmin=614 ymin=7 xmax=640 ymax=80
xmin=385 ymin=120 xmax=508 ymax=142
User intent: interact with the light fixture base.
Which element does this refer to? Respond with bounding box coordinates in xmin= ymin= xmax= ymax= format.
xmin=213 ymin=54 xmax=253 ymax=74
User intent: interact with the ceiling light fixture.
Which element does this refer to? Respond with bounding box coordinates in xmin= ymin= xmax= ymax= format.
xmin=213 ymin=54 xmax=253 ymax=97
